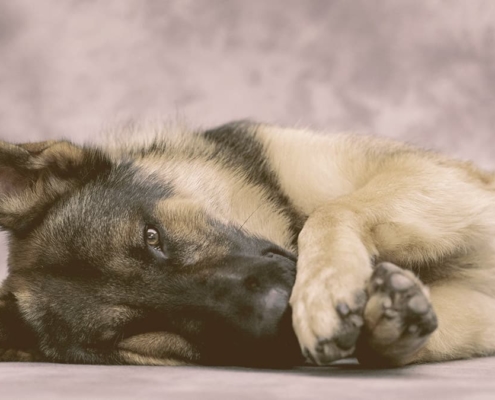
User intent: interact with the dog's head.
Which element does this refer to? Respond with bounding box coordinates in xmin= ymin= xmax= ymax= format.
xmin=0 ymin=138 xmax=302 ymax=367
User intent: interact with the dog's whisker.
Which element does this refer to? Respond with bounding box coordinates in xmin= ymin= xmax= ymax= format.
xmin=239 ymin=204 xmax=263 ymax=231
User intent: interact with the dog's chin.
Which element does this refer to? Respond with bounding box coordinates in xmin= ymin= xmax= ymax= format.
xmin=197 ymin=306 xmax=304 ymax=368
xmin=248 ymin=307 xmax=304 ymax=369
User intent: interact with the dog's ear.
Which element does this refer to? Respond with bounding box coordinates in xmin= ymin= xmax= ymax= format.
xmin=0 ymin=140 xmax=111 ymax=231
xmin=0 ymin=288 xmax=40 ymax=361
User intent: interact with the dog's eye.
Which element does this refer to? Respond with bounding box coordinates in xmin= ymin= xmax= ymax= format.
xmin=145 ymin=227 xmax=161 ymax=247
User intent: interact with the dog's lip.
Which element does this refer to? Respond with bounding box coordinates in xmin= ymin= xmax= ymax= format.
xmin=262 ymin=246 xmax=298 ymax=263
xmin=263 ymin=247 xmax=298 ymax=282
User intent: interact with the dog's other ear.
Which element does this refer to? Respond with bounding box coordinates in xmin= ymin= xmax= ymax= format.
xmin=0 ymin=140 xmax=111 ymax=231
xmin=0 ymin=288 xmax=40 ymax=361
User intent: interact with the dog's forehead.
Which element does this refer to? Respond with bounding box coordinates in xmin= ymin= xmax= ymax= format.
xmin=22 ymin=167 xmax=170 ymax=261
xmin=63 ymin=164 xmax=172 ymax=219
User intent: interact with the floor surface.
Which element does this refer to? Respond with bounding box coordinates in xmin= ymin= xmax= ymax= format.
xmin=2 ymin=357 xmax=494 ymax=400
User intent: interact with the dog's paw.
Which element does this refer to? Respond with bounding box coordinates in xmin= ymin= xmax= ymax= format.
xmin=356 ymin=262 xmax=438 ymax=367
xmin=290 ymin=264 xmax=369 ymax=365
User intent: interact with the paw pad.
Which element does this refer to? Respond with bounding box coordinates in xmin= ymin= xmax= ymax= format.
xmin=356 ymin=262 xmax=438 ymax=366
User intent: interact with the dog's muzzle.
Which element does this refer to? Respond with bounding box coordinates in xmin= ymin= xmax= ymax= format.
xmin=203 ymin=248 xmax=296 ymax=338
xmin=180 ymin=246 xmax=301 ymax=366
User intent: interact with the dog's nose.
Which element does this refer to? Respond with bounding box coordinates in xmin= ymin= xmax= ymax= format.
xmin=203 ymin=252 xmax=296 ymax=339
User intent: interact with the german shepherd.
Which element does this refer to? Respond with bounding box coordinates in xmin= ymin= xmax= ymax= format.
xmin=1 ymin=121 xmax=494 ymax=368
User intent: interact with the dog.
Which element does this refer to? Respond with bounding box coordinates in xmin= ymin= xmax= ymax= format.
xmin=0 ymin=121 xmax=494 ymax=368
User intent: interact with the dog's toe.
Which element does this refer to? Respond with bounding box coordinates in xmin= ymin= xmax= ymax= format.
xmin=295 ymin=292 xmax=366 ymax=365
xmin=356 ymin=262 xmax=438 ymax=367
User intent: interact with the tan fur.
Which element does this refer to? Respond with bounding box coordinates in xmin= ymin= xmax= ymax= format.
xmin=256 ymin=125 xmax=495 ymax=365
xmin=134 ymin=147 xmax=296 ymax=251
xmin=1 ymin=122 xmax=495 ymax=367
xmin=117 ymin=332 xmax=199 ymax=365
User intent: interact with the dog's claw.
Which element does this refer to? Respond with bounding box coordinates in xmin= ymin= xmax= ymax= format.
xmin=349 ymin=314 xmax=364 ymax=328
xmin=336 ymin=302 xmax=351 ymax=317
xmin=382 ymin=297 xmax=392 ymax=309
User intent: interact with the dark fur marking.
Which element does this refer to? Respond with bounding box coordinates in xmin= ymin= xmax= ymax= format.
xmin=9 ymin=148 xmax=114 ymax=238
xmin=39 ymin=163 xmax=174 ymax=269
xmin=202 ymin=121 xmax=305 ymax=245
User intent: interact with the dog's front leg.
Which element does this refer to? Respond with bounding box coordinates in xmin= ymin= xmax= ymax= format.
xmin=289 ymin=159 xmax=493 ymax=365
xmin=290 ymin=206 xmax=376 ymax=364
